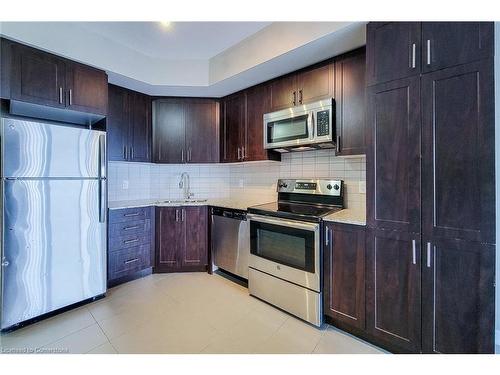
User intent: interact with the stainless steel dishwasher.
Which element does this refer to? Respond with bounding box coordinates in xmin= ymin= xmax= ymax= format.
xmin=211 ymin=207 xmax=250 ymax=279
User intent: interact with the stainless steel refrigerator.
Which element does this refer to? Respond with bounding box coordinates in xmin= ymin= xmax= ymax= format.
xmin=1 ymin=117 xmax=107 ymax=330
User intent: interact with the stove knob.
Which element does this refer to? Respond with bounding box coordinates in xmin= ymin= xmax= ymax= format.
xmin=333 ymin=184 xmax=340 ymax=190
xmin=326 ymin=184 xmax=332 ymax=190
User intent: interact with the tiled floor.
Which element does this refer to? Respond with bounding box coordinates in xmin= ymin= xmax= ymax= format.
xmin=0 ymin=272 xmax=385 ymax=354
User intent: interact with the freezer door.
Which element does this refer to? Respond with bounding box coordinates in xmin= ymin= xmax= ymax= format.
xmin=1 ymin=179 xmax=106 ymax=329
xmin=1 ymin=118 xmax=104 ymax=178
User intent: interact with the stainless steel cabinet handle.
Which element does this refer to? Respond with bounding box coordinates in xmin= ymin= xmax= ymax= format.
xmin=411 ymin=43 xmax=416 ymax=69
xmin=130 ymin=147 xmax=134 ymax=160
xmin=59 ymin=87 xmax=63 ymax=104
xmin=426 ymin=40 xmax=431 ymax=66
xmin=175 ymin=209 xmax=179 ymax=222
xmin=325 ymin=226 xmax=330 ymax=247
xmin=124 ymin=212 xmax=140 ymax=217
xmin=123 ymin=225 xmax=140 ymax=231
xmin=181 ymin=149 xmax=184 ymax=163
xmin=69 ymin=89 xmax=73 ymax=105
xmin=299 ymin=89 xmax=303 ymax=104
xmin=292 ymin=91 xmax=296 ymax=106
xmin=237 ymin=147 xmax=241 ymax=160
xmin=187 ymin=148 xmax=192 ymax=162
xmin=412 ymin=239 xmax=417 ymax=265
xmin=336 ymin=135 xmax=341 ymax=153
xmin=123 ymin=146 xmax=127 ymax=160
xmin=242 ymin=146 xmax=245 ymax=160
xmin=426 ymin=242 xmax=432 ymax=268
xmin=124 ymin=238 xmax=139 ymax=244
xmin=124 ymin=258 xmax=139 ymax=264
xmin=181 ymin=208 xmax=185 ymax=222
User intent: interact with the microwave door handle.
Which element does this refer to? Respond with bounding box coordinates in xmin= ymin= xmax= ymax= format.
xmin=308 ymin=111 xmax=314 ymax=139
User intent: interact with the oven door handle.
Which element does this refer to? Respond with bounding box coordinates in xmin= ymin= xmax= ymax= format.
xmin=247 ymin=214 xmax=319 ymax=232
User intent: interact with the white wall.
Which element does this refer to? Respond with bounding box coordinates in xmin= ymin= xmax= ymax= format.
xmin=494 ymin=22 xmax=500 ymax=353
xmin=108 ymin=149 xmax=366 ymax=210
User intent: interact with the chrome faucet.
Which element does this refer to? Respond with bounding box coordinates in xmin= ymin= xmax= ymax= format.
xmin=179 ymin=172 xmax=194 ymax=200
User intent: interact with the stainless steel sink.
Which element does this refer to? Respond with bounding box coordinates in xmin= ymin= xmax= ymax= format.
xmin=156 ymin=199 xmax=208 ymax=204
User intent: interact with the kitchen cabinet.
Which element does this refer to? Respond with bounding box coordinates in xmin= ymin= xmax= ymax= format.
xmin=244 ymin=84 xmax=281 ymax=162
xmin=221 ymin=91 xmax=246 ymax=162
xmin=365 ymin=229 xmax=421 ymax=353
xmin=421 ymin=22 xmax=493 ymax=73
xmin=270 ymin=62 xmax=334 ymax=111
xmin=155 ymin=206 xmax=208 ymax=272
xmin=153 ymin=98 xmax=219 ymax=164
xmin=9 ymin=39 xmax=107 ymax=114
xmin=421 ymin=238 xmax=495 ymax=354
xmin=366 ymin=22 xmax=421 ymax=86
xmin=366 ymin=76 xmax=421 ymax=234
xmin=421 ymin=59 xmax=495 ymax=244
xmin=108 ymin=206 xmax=155 ymax=287
xmin=334 ymin=48 xmax=366 ymax=156
xmin=323 ymin=223 xmax=365 ymax=330
xmin=107 ymin=84 xmax=152 ymax=162
xmin=1 ymin=38 xmax=12 ymax=99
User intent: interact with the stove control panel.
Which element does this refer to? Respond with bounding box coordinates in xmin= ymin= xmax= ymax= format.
xmin=277 ymin=179 xmax=343 ymax=196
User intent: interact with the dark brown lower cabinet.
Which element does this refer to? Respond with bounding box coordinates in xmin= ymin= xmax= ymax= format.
xmin=155 ymin=206 xmax=208 ymax=273
xmin=422 ymin=238 xmax=495 ymax=354
xmin=323 ymin=223 xmax=365 ymax=330
xmin=365 ymin=229 xmax=422 ymax=353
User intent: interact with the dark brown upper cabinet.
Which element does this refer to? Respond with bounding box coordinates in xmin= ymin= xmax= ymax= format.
xmin=323 ymin=223 xmax=365 ymax=330
xmin=107 ymin=84 xmax=151 ymax=162
xmin=421 ymin=22 xmax=493 ymax=74
xmin=366 ymin=76 xmax=421 ymax=234
xmin=421 ymin=238 xmax=495 ymax=354
xmin=245 ymin=84 xmax=281 ymax=162
xmin=366 ymin=22 xmax=421 ymax=86
xmin=221 ymin=91 xmax=246 ymax=163
xmin=270 ymin=62 xmax=334 ymax=111
xmin=365 ymin=229 xmax=422 ymax=353
xmin=155 ymin=206 xmax=208 ymax=273
xmin=421 ymin=59 xmax=495 ymax=244
xmin=0 ymin=38 xmax=12 ymax=99
xmin=153 ymin=98 xmax=219 ymax=164
xmin=8 ymin=39 xmax=107 ymax=115
xmin=334 ymin=48 xmax=366 ymax=156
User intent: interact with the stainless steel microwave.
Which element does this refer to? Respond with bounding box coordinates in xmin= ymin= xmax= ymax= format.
xmin=263 ymin=98 xmax=335 ymax=152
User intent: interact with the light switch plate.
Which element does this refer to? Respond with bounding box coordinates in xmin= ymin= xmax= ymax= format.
xmin=358 ymin=181 xmax=366 ymax=194
xmin=122 ymin=180 xmax=129 ymax=190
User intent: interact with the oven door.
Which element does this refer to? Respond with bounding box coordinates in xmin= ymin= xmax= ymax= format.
xmin=248 ymin=214 xmax=320 ymax=292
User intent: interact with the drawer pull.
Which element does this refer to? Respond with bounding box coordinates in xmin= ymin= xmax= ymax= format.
xmin=123 ymin=238 xmax=139 ymax=244
xmin=124 ymin=258 xmax=139 ymax=264
xmin=124 ymin=212 xmax=141 ymax=217
xmin=123 ymin=225 xmax=141 ymax=231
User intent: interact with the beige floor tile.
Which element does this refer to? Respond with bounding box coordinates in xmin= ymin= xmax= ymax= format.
xmin=0 ymin=307 xmax=95 ymax=350
xmin=87 ymin=341 xmax=118 ymax=354
xmin=254 ymin=317 xmax=327 ymax=354
xmin=41 ymin=324 xmax=108 ymax=354
xmin=313 ymin=326 xmax=386 ymax=354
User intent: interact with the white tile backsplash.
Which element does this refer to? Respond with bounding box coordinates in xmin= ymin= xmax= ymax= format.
xmin=108 ymin=149 xmax=366 ymax=209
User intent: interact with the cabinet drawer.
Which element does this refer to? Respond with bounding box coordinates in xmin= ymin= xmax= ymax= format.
xmin=108 ymin=244 xmax=151 ymax=280
xmin=109 ymin=219 xmax=151 ymax=238
xmin=109 ymin=206 xmax=151 ymax=224
xmin=109 ymin=233 xmax=150 ymax=252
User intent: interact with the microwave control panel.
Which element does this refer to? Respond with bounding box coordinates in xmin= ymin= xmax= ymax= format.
xmin=316 ymin=110 xmax=330 ymax=136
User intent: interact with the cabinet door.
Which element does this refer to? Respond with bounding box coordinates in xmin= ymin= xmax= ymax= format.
xmin=245 ymin=84 xmax=280 ymax=162
xmin=181 ymin=206 xmax=208 ymax=270
xmin=185 ymin=99 xmax=219 ymax=163
xmin=296 ymin=63 xmax=333 ymax=104
xmin=366 ymin=77 xmax=421 ymax=233
xmin=129 ymin=92 xmax=151 ymax=162
xmin=66 ymin=62 xmax=108 ymax=115
xmin=366 ymin=229 xmax=421 ymax=353
xmin=335 ymin=49 xmax=366 ymax=156
xmin=421 ymin=60 xmax=494 ymax=244
xmin=155 ymin=207 xmax=183 ymax=272
xmin=222 ymin=92 xmax=246 ymax=163
xmin=1 ymin=38 xmax=12 ymax=99
xmin=422 ymin=238 xmax=495 ymax=353
xmin=107 ymin=85 xmax=129 ymax=161
xmin=422 ymin=22 xmax=493 ymax=73
xmin=11 ymin=42 xmax=66 ymax=108
xmin=270 ymin=74 xmax=297 ymax=110
xmin=323 ymin=223 xmax=365 ymax=330
xmin=366 ymin=22 xmax=421 ymax=86
xmin=153 ymin=99 xmax=185 ymax=163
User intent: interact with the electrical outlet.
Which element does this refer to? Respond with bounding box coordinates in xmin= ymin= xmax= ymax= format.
xmin=358 ymin=181 xmax=366 ymax=194
xmin=122 ymin=180 xmax=129 ymax=190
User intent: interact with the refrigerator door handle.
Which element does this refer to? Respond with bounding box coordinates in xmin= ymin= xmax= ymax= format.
xmin=98 ymin=134 xmax=106 ymax=223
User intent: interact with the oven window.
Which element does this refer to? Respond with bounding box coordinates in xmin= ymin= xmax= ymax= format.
xmin=250 ymin=221 xmax=315 ymax=273
xmin=267 ymin=114 xmax=309 ymax=144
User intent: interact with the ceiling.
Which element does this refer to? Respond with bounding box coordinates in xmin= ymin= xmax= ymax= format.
xmin=0 ymin=22 xmax=366 ymax=97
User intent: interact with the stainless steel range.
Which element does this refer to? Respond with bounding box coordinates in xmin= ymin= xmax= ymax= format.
xmin=247 ymin=179 xmax=343 ymax=327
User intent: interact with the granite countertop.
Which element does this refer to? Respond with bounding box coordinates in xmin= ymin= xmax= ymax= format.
xmin=323 ymin=208 xmax=366 ymax=226
xmin=108 ymin=198 xmax=273 ymax=211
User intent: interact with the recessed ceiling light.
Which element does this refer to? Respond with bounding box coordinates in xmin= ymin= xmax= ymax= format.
xmin=159 ymin=21 xmax=172 ymax=30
